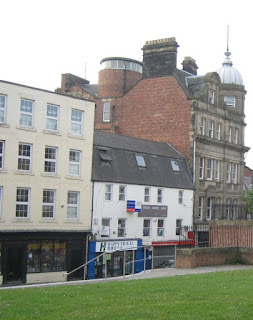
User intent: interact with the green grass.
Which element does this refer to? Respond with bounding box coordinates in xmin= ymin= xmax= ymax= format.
xmin=1 ymin=269 xmax=253 ymax=319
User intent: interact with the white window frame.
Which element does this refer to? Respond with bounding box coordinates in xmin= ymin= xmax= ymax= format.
xmin=144 ymin=187 xmax=150 ymax=203
xmin=143 ymin=219 xmax=151 ymax=237
xmin=171 ymin=160 xmax=180 ymax=172
xmin=0 ymin=94 xmax=6 ymax=124
xmin=71 ymin=109 xmax=83 ymax=136
xmin=178 ymin=190 xmax=183 ymax=204
xmin=217 ymin=122 xmax=221 ymax=140
xmin=227 ymin=162 xmax=232 ymax=183
xmin=157 ymin=219 xmax=164 ymax=236
xmin=42 ymin=189 xmax=55 ymax=219
xmin=207 ymin=197 xmax=212 ymax=220
xmin=215 ymin=160 xmax=220 ymax=181
xmin=209 ymin=90 xmax=215 ymax=104
xmin=67 ymin=191 xmax=79 ymax=219
xmin=226 ymin=198 xmax=231 ymax=219
xmin=176 ymin=219 xmax=182 ymax=236
xmin=20 ymin=99 xmax=34 ymax=128
xmin=46 ymin=104 xmax=59 ymax=132
xmin=103 ymin=101 xmax=110 ymax=122
xmin=135 ymin=154 xmax=146 ymax=167
xmin=232 ymin=163 xmax=238 ymax=184
xmin=119 ymin=185 xmax=126 ymax=201
xmin=157 ymin=188 xmax=163 ymax=203
xmin=207 ymin=158 xmax=213 ymax=180
xmin=228 ymin=126 xmax=232 ymax=143
xmin=208 ymin=120 xmax=214 ymax=138
xmin=199 ymin=157 xmax=204 ymax=179
xmin=200 ymin=118 xmax=206 ymax=135
xmin=234 ymin=128 xmax=239 ymax=144
xmin=118 ymin=219 xmax=126 ymax=237
xmin=44 ymin=146 xmax=57 ymax=174
xmin=0 ymin=140 xmax=4 ymax=170
xmin=224 ymin=95 xmax=236 ymax=107
xmin=101 ymin=218 xmax=110 ymax=237
xmin=105 ymin=184 xmax=113 ymax=201
xmin=18 ymin=143 xmax=32 ymax=172
xmin=198 ymin=196 xmax=204 ymax=220
xmin=69 ymin=150 xmax=81 ymax=176
xmin=16 ymin=187 xmax=30 ymax=218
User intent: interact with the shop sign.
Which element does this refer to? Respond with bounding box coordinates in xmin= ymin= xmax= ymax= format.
xmin=96 ymin=240 xmax=138 ymax=253
xmin=138 ymin=205 xmax=168 ymax=217
xmin=127 ymin=200 xmax=142 ymax=212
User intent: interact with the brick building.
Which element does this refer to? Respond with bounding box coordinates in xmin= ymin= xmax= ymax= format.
xmin=58 ymin=37 xmax=249 ymax=224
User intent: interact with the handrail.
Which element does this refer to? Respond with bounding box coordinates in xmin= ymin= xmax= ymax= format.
xmin=64 ymin=244 xmax=152 ymax=278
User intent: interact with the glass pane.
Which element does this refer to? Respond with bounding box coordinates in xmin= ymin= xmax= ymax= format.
xmin=27 ymin=242 xmax=41 ymax=273
xmin=41 ymin=240 xmax=54 ymax=272
xmin=54 ymin=240 xmax=66 ymax=271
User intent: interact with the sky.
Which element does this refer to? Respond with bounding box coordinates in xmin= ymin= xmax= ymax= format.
xmin=1 ymin=0 xmax=253 ymax=167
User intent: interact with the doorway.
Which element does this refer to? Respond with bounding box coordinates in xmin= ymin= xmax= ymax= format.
xmin=6 ymin=246 xmax=24 ymax=283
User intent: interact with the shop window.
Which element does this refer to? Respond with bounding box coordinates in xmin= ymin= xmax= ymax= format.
xmin=27 ymin=241 xmax=41 ymax=273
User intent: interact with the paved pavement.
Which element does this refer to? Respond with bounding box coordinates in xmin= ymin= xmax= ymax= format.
xmin=1 ymin=264 xmax=252 ymax=290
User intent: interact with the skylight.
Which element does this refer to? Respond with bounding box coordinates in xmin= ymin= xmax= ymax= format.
xmin=135 ymin=154 xmax=146 ymax=167
xmin=171 ymin=160 xmax=180 ymax=172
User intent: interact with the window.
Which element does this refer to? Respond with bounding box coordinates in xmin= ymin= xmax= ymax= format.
xmin=199 ymin=157 xmax=204 ymax=179
xmin=18 ymin=143 xmax=32 ymax=171
xmin=0 ymin=94 xmax=6 ymax=123
xmin=103 ymin=102 xmax=110 ymax=122
xmin=209 ymin=90 xmax=215 ymax=104
xmin=0 ymin=187 xmax=2 ymax=218
xmin=67 ymin=191 xmax=79 ymax=219
xmin=44 ymin=147 xmax=57 ymax=174
xmin=228 ymin=126 xmax=232 ymax=143
xmin=144 ymin=187 xmax=150 ymax=203
xmin=135 ymin=154 xmax=146 ymax=167
xmin=16 ymin=188 xmax=30 ymax=218
xmin=234 ymin=128 xmax=239 ymax=144
xmin=176 ymin=219 xmax=182 ymax=236
xmin=20 ymin=99 xmax=34 ymax=127
xmin=0 ymin=141 xmax=4 ymax=170
xmin=171 ymin=160 xmax=180 ymax=171
xmin=157 ymin=189 xmax=163 ymax=203
xmin=46 ymin=104 xmax=59 ymax=131
xmin=105 ymin=184 xmax=112 ymax=201
xmin=200 ymin=118 xmax=206 ymax=135
xmin=71 ymin=109 xmax=83 ymax=136
xmin=208 ymin=120 xmax=214 ymax=138
xmin=227 ymin=162 xmax=232 ymax=183
xmin=143 ymin=219 xmax=151 ymax=237
xmin=119 ymin=185 xmax=126 ymax=201
xmin=224 ymin=95 xmax=235 ymax=107
xmin=207 ymin=197 xmax=212 ymax=220
xmin=215 ymin=160 xmax=220 ymax=181
xmin=157 ymin=219 xmax=164 ymax=236
xmin=42 ymin=189 xmax=55 ymax=218
xmin=198 ymin=196 xmax=204 ymax=220
xmin=217 ymin=122 xmax=222 ymax=140
xmin=101 ymin=219 xmax=110 ymax=237
xmin=207 ymin=158 xmax=213 ymax=180
xmin=226 ymin=199 xmax=231 ymax=219
xmin=178 ymin=190 xmax=183 ymax=204
xmin=118 ymin=219 xmax=126 ymax=237
xmin=232 ymin=163 xmax=238 ymax=184
xmin=69 ymin=150 xmax=81 ymax=176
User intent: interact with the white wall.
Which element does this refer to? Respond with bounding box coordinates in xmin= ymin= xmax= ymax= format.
xmin=0 ymin=81 xmax=95 ymax=231
xmin=92 ymin=182 xmax=194 ymax=245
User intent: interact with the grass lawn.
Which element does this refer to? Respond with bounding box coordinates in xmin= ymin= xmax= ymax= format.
xmin=1 ymin=269 xmax=253 ymax=320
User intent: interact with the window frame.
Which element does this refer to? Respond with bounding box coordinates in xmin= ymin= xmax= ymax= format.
xmin=209 ymin=89 xmax=215 ymax=104
xmin=105 ymin=184 xmax=113 ymax=201
xmin=176 ymin=219 xmax=182 ymax=236
xmin=16 ymin=187 xmax=30 ymax=218
xmin=171 ymin=160 xmax=180 ymax=172
xmin=101 ymin=218 xmax=110 ymax=237
xmin=224 ymin=95 xmax=236 ymax=107
xmin=143 ymin=219 xmax=151 ymax=237
xmin=234 ymin=128 xmax=239 ymax=144
xmin=0 ymin=94 xmax=6 ymax=124
xmin=208 ymin=120 xmax=214 ymax=138
xmin=117 ymin=218 xmax=126 ymax=237
xmin=144 ymin=187 xmax=150 ymax=203
xmin=42 ymin=189 xmax=56 ymax=219
xmin=228 ymin=126 xmax=232 ymax=143
xmin=157 ymin=188 xmax=163 ymax=203
xmin=178 ymin=190 xmax=183 ymax=204
xmin=199 ymin=157 xmax=204 ymax=180
xmin=157 ymin=219 xmax=164 ymax=236
xmin=215 ymin=160 xmax=220 ymax=181
xmin=0 ymin=140 xmax=4 ymax=170
xmin=135 ymin=154 xmax=146 ymax=167
xmin=20 ymin=98 xmax=34 ymax=128
xmin=67 ymin=191 xmax=80 ymax=219
xmin=207 ymin=197 xmax=212 ymax=220
xmin=44 ymin=146 xmax=57 ymax=174
xmin=103 ymin=101 xmax=110 ymax=122
xmin=70 ymin=109 xmax=83 ymax=136
xmin=227 ymin=162 xmax=232 ymax=183
xmin=69 ymin=149 xmax=81 ymax=176
xmin=232 ymin=163 xmax=238 ymax=184
xmin=46 ymin=104 xmax=59 ymax=132
xmin=207 ymin=158 xmax=213 ymax=180
xmin=118 ymin=185 xmax=126 ymax=201
xmin=18 ymin=143 xmax=32 ymax=172
xmin=217 ymin=122 xmax=222 ymax=140
xmin=198 ymin=196 xmax=204 ymax=220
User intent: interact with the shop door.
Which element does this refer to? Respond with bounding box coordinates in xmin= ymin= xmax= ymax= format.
xmin=6 ymin=246 xmax=24 ymax=283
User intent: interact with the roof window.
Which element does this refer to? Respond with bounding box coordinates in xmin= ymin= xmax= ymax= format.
xmin=135 ymin=154 xmax=146 ymax=167
xmin=98 ymin=147 xmax=112 ymax=162
xmin=171 ymin=160 xmax=180 ymax=172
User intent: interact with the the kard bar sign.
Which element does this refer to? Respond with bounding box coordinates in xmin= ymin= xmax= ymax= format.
xmin=138 ymin=205 xmax=168 ymax=217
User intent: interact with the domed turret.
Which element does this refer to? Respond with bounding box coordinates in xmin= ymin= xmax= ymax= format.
xmin=217 ymin=49 xmax=243 ymax=85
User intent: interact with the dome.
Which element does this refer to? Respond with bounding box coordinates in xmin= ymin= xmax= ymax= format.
xmin=217 ymin=50 xmax=243 ymax=85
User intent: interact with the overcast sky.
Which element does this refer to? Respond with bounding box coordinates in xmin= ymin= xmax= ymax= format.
xmin=1 ymin=0 xmax=253 ymax=167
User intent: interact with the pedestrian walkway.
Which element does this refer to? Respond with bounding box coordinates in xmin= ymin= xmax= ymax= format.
xmin=1 ymin=264 xmax=252 ymax=290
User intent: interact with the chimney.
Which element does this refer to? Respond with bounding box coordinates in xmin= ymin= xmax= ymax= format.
xmin=182 ymin=57 xmax=198 ymax=75
xmin=142 ymin=37 xmax=179 ymax=79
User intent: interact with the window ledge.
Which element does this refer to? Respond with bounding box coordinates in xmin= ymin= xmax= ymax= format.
xmin=16 ymin=126 xmax=37 ymax=132
xmin=40 ymin=219 xmax=57 ymax=223
xmin=13 ymin=219 xmax=32 ymax=222
xmin=0 ymin=123 xmax=10 ymax=128
xmin=14 ymin=170 xmax=35 ymax=176
xmin=64 ymin=219 xmax=80 ymax=223
xmin=65 ymin=175 xmax=83 ymax=181
xmin=43 ymin=130 xmax=62 ymax=136
xmin=0 ymin=170 xmax=8 ymax=174
xmin=41 ymin=173 xmax=60 ymax=178
xmin=68 ymin=134 xmax=85 ymax=140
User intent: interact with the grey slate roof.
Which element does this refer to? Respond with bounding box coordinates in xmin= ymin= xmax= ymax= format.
xmin=92 ymin=131 xmax=194 ymax=190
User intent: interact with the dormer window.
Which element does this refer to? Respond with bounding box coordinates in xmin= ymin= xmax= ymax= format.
xmin=135 ymin=154 xmax=146 ymax=167
xmin=209 ymin=90 xmax=215 ymax=104
xmin=171 ymin=160 xmax=180 ymax=172
xmin=98 ymin=147 xmax=112 ymax=162
xmin=224 ymin=96 xmax=236 ymax=107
